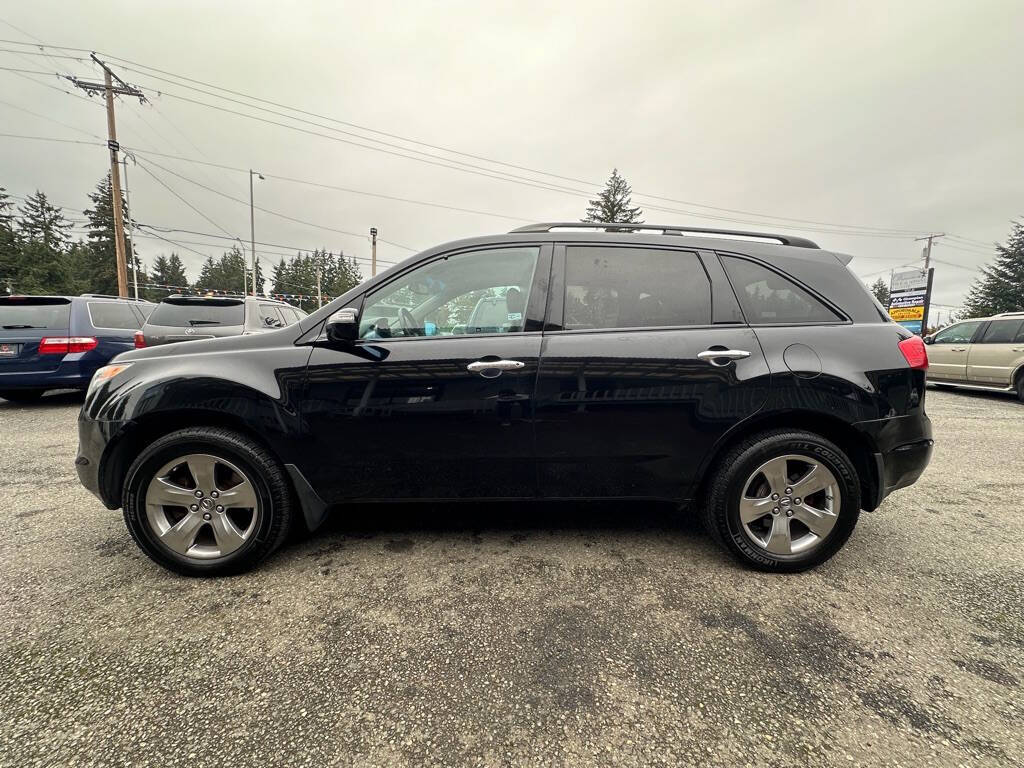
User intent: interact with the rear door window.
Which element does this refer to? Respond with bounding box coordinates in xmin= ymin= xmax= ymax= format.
xmin=258 ymin=304 xmax=286 ymax=327
xmin=88 ymin=301 xmax=142 ymax=330
xmin=721 ymin=255 xmax=842 ymax=324
xmin=148 ymin=299 xmax=245 ymax=327
xmin=978 ymin=319 xmax=1023 ymax=343
xmin=563 ymin=246 xmax=710 ymax=330
xmin=0 ymin=297 xmax=71 ymax=330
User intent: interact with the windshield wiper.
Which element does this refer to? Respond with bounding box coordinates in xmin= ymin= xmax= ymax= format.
xmin=188 ymin=319 xmax=222 ymax=325
xmin=2 ymin=324 xmax=41 ymax=329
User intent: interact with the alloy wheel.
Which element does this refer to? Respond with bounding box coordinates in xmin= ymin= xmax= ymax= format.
xmin=144 ymin=453 xmax=260 ymax=560
xmin=738 ymin=454 xmax=841 ymax=556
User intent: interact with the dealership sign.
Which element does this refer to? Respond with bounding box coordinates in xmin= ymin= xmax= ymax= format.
xmin=888 ymin=268 xmax=934 ymax=335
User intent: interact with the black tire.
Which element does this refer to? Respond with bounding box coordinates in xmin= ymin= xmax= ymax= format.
xmin=0 ymin=389 xmax=45 ymax=403
xmin=702 ymin=429 xmax=861 ymax=572
xmin=1016 ymin=375 xmax=1024 ymax=403
xmin=122 ymin=427 xmax=294 ymax=576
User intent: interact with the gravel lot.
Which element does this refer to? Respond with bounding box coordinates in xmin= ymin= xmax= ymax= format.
xmin=1 ymin=388 xmax=1022 ymax=767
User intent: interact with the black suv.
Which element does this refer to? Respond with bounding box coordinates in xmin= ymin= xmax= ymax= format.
xmin=76 ymin=223 xmax=933 ymax=576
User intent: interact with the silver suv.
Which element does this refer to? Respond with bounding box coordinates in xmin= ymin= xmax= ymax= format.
xmin=925 ymin=311 xmax=1024 ymax=400
xmin=138 ymin=295 xmax=307 ymax=348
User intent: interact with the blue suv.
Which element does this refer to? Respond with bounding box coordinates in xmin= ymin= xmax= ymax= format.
xmin=0 ymin=294 xmax=153 ymax=402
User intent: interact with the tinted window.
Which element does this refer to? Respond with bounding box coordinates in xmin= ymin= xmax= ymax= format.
xmin=932 ymin=321 xmax=982 ymax=344
xmin=360 ymin=247 xmax=539 ymax=339
xmin=258 ymin=304 xmax=285 ymax=327
xmin=722 ymin=256 xmax=841 ymax=324
xmin=88 ymin=302 xmax=142 ymax=330
xmin=564 ymin=247 xmax=709 ymax=330
xmin=133 ymin=303 xmax=155 ymax=321
xmin=282 ymin=307 xmax=302 ymax=324
xmin=148 ymin=299 xmax=245 ymax=327
xmin=0 ymin=298 xmax=71 ymax=330
xmin=978 ymin=319 xmax=1023 ymax=343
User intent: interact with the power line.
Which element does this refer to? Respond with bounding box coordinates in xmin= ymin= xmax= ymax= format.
xmin=133 ymin=160 xmax=238 ymax=239
xmin=0 ymin=96 xmax=103 ymax=140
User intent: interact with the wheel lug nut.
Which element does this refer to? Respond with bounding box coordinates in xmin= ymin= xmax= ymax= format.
xmin=189 ymin=504 xmax=198 ymax=512
xmin=194 ymin=489 xmax=203 ymax=498
xmin=772 ymin=507 xmax=780 ymax=515
xmin=786 ymin=510 xmax=794 ymax=518
xmin=794 ymin=498 xmax=801 ymax=505
xmin=202 ymin=512 xmax=212 ymax=521
xmin=771 ymin=493 xmax=779 ymax=500
xmin=216 ymin=505 xmax=224 ymax=513
xmin=785 ymin=487 xmax=792 ymax=494
xmin=211 ymin=491 xmax=219 ymax=498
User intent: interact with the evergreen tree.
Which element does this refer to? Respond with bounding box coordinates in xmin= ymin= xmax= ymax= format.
xmin=150 ymin=253 xmax=189 ymax=289
xmin=14 ymin=191 xmax=75 ymax=294
xmin=81 ymin=175 xmax=141 ymax=295
xmin=193 ymin=246 xmax=258 ymax=295
xmin=583 ymin=168 xmax=644 ymax=224
xmin=961 ymin=222 xmax=1024 ymax=317
xmin=0 ymin=187 xmax=17 ymax=294
xmin=870 ymin=277 xmax=890 ymax=307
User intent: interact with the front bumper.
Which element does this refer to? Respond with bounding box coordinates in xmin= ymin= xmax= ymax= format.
xmin=76 ymin=415 xmax=124 ymax=509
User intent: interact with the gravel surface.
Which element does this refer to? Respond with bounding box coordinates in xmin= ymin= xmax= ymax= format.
xmin=1 ymin=388 xmax=1022 ymax=767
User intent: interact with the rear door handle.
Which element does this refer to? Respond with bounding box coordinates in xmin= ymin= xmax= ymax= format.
xmin=467 ymin=359 xmax=526 ymax=376
xmin=697 ymin=349 xmax=751 ymax=366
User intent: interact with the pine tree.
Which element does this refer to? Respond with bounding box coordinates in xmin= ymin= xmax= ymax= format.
xmin=0 ymin=187 xmax=17 ymax=293
xmin=961 ymin=222 xmax=1024 ymax=317
xmin=870 ymin=277 xmax=890 ymax=307
xmin=81 ymin=175 xmax=140 ymax=295
xmin=583 ymin=169 xmax=644 ymax=224
xmin=14 ymin=191 xmax=74 ymax=294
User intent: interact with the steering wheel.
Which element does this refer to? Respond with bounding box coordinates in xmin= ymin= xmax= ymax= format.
xmin=398 ymin=307 xmax=421 ymax=336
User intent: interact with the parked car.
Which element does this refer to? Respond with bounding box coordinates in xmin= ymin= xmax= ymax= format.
xmin=77 ymin=223 xmax=933 ymax=576
xmin=0 ymin=294 xmax=153 ymax=402
xmin=137 ymin=294 xmax=307 ymax=347
xmin=924 ymin=311 xmax=1024 ymax=400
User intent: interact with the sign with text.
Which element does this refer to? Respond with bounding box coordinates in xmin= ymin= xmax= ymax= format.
xmin=888 ymin=268 xmax=933 ymax=335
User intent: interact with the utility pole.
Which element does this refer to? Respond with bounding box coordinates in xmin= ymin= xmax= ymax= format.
xmin=914 ymin=233 xmax=944 ymax=272
xmin=370 ymin=227 xmax=378 ymax=276
xmin=316 ymin=262 xmax=323 ymax=309
xmin=121 ymin=155 xmax=139 ymax=300
xmin=68 ymin=57 xmax=145 ymax=298
xmin=249 ymin=170 xmax=263 ymax=295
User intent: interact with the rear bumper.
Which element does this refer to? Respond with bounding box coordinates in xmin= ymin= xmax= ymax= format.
xmin=0 ymin=358 xmax=103 ymax=391
xmin=854 ymin=411 xmax=933 ymax=509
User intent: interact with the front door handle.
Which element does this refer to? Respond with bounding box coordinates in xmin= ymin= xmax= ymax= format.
xmin=697 ymin=349 xmax=751 ymax=366
xmin=467 ymin=359 xmax=526 ymax=376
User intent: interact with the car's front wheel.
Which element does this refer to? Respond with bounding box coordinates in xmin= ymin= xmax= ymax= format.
xmin=702 ymin=430 xmax=861 ymax=572
xmin=122 ymin=427 xmax=294 ymax=576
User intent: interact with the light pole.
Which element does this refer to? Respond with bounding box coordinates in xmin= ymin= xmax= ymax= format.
xmin=249 ymin=169 xmax=264 ymax=295
xmin=122 ymin=155 xmax=139 ymax=300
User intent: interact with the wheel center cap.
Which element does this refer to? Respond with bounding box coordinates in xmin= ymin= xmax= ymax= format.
xmin=200 ymin=497 xmax=214 ymax=510
xmin=779 ymin=497 xmax=792 ymax=507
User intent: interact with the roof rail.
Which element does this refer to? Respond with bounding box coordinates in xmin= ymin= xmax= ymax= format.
xmin=79 ymin=293 xmax=151 ymax=302
xmin=508 ymin=222 xmax=820 ymax=249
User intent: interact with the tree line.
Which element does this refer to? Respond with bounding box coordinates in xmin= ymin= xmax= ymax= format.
xmin=0 ymin=176 xmax=363 ymax=312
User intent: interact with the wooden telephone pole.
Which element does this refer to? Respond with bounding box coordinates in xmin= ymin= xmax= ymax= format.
xmin=69 ymin=56 xmax=146 ymax=297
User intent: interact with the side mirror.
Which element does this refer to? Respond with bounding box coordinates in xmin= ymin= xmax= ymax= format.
xmin=923 ymin=335 xmax=934 ymax=345
xmin=326 ymin=307 xmax=359 ymax=343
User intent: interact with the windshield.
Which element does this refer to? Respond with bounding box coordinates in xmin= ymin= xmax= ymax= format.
xmin=0 ymin=298 xmax=71 ymax=330
xmin=148 ymin=299 xmax=244 ymax=327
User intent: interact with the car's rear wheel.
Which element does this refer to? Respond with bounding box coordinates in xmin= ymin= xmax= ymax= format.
xmin=123 ymin=427 xmax=293 ymax=576
xmin=702 ymin=430 xmax=861 ymax=572
xmin=1015 ymin=374 xmax=1024 ymax=403
xmin=0 ymin=389 xmax=45 ymax=403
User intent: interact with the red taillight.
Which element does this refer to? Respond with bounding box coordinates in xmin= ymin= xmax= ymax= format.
xmin=38 ymin=336 xmax=99 ymax=355
xmin=898 ymin=335 xmax=928 ymax=370
xmin=134 ymin=330 xmax=146 ymax=349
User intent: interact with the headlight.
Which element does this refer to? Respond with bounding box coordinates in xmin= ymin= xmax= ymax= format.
xmin=88 ymin=362 xmax=133 ymax=394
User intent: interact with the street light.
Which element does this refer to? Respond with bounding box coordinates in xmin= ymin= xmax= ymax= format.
xmin=249 ymin=169 xmax=264 ymax=295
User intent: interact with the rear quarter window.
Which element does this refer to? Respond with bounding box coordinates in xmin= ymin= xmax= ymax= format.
xmin=88 ymin=302 xmax=143 ymax=330
xmin=721 ymin=255 xmax=843 ymax=325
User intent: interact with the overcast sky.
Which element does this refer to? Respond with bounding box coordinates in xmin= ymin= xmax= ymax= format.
xmin=2 ymin=0 xmax=1022 ymax=318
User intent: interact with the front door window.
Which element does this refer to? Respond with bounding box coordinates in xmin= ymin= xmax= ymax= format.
xmin=359 ymin=247 xmax=540 ymax=339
